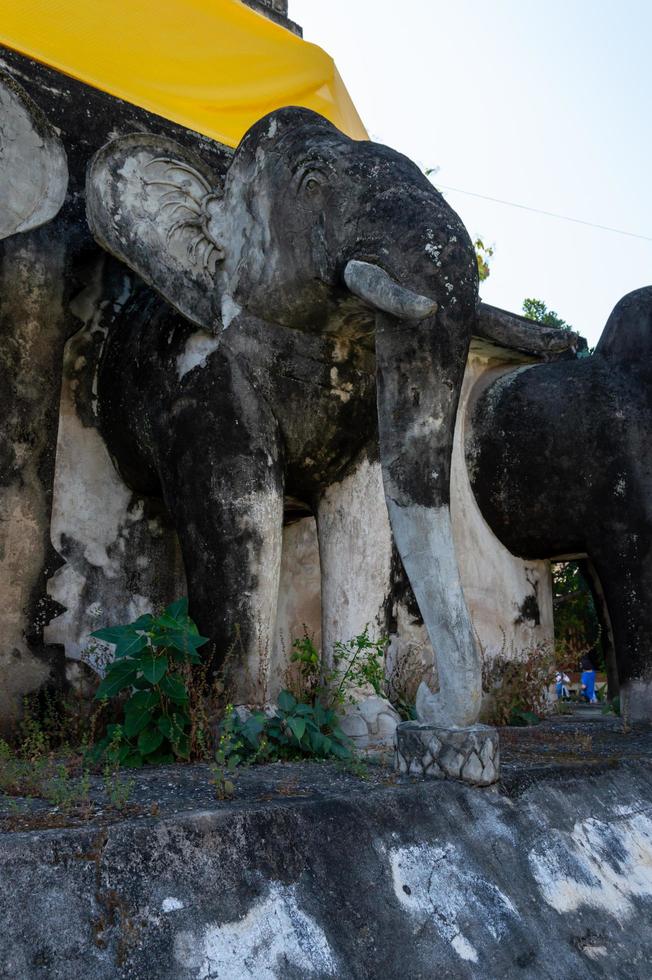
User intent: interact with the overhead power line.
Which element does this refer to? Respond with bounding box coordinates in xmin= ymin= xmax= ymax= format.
xmin=435 ymin=183 xmax=652 ymax=243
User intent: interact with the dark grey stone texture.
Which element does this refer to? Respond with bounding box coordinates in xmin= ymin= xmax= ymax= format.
xmin=241 ymin=0 xmax=302 ymax=35
xmin=2 ymin=739 xmax=652 ymax=978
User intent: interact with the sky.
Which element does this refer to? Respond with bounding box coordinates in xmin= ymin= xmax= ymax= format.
xmin=289 ymin=0 xmax=652 ymax=346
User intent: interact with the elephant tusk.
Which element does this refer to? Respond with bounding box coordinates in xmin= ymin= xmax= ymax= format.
xmin=343 ymin=259 xmax=438 ymax=322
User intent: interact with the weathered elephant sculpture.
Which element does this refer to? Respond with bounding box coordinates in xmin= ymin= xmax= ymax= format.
xmin=86 ymin=106 xmax=483 ymax=722
xmin=468 ymin=287 xmax=652 ymax=723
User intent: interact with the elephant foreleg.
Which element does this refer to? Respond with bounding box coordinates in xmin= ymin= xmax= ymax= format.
xmin=158 ymin=419 xmax=284 ymax=705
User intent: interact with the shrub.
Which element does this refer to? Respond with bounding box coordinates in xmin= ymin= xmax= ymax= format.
xmin=481 ymin=640 xmax=555 ymax=726
xmin=90 ymin=598 xmax=208 ymax=766
xmin=288 ymin=626 xmax=387 ymax=709
xmin=386 ymin=645 xmax=437 ymax=721
xmin=218 ymin=690 xmax=353 ymax=763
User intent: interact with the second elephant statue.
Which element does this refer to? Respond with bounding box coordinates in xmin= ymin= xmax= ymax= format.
xmin=468 ymin=287 xmax=652 ymax=723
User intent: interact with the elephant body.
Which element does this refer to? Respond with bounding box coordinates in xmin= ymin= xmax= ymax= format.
xmin=468 ymin=287 xmax=652 ymax=722
xmin=97 ymin=287 xmax=379 ymax=697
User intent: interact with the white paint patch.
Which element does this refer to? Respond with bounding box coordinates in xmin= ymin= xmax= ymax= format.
xmin=173 ymin=883 xmax=337 ymax=979
xmin=221 ymin=293 xmax=242 ymax=328
xmin=176 ymin=331 xmax=221 ymax=380
xmin=451 ymin=934 xmax=478 ymax=962
xmin=528 ymin=811 xmax=652 ymax=916
xmin=584 ymin=945 xmax=608 ymax=960
xmin=162 ymin=897 xmax=184 ymax=913
xmin=329 ymin=366 xmax=353 ymax=402
xmin=390 ymin=842 xmax=518 ymax=962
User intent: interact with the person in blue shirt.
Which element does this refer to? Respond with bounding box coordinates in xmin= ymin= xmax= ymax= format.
xmin=580 ymin=654 xmax=598 ymax=703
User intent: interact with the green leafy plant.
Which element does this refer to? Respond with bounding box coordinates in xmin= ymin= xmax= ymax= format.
xmin=474 ymin=237 xmax=494 ymax=282
xmin=100 ymin=726 xmax=135 ymax=808
xmin=289 ymin=626 xmax=387 ymax=709
xmin=90 ymin=599 xmax=208 ymax=767
xmin=219 ymin=690 xmax=352 ymax=764
xmin=43 ymin=765 xmax=92 ymax=810
xmin=210 ymin=705 xmax=245 ymax=800
xmin=551 ymin=561 xmax=604 ymax=670
xmin=330 ymin=627 xmax=386 ymax=706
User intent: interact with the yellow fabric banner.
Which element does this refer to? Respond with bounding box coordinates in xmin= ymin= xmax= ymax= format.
xmin=0 ymin=0 xmax=367 ymax=147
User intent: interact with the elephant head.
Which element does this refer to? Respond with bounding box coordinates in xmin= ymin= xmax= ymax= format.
xmin=86 ymin=107 xmax=481 ymax=727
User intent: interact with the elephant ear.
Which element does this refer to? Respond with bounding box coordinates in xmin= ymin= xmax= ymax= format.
xmin=0 ymin=70 xmax=68 ymax=239
xmin=86 ymin=134 xmax=224 ymax=331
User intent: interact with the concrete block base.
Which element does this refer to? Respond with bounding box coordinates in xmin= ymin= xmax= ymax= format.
xmin=395 ymin=721 xmax=499 ymax=785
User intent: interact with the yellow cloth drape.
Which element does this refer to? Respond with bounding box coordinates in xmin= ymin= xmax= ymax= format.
xmin=0 ymin=0 xmax=367 ymax=147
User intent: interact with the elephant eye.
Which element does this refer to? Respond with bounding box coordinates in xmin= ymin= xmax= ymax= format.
xmin=297 ymin=165 xmax=328 ymax=199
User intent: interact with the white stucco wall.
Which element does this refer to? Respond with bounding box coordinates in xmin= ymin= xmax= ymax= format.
xmin=451 ymin=342 xmax=554 ymax=662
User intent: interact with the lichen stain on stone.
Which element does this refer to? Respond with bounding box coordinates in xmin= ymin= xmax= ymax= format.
xmin=528 ymin=811 xmax=652 ymax=916
xmin=173 ymin=883 xmax=337 ymax=979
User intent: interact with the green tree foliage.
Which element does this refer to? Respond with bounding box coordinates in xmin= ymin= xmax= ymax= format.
xmin=474 ymin=238 xmax=494 ymax=282
xmin=552 ymin=562 xmax=604 ymax=670
xmin=522 ymin=297 xmax=572 ymax=330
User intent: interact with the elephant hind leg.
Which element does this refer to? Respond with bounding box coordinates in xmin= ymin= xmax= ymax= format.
xmin=591 ymin=542 xmax=652 ymax=724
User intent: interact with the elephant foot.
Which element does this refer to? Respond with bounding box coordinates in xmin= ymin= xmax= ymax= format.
xmin=415 ymin=681 xmax=481 ymax=729
xmin=620 ymin=676 xmax=652 ymax=727
xmin=395 ymin=721 xmax=499 ymax=786
xmin=338 ymin=696 xmax=401 ymax=759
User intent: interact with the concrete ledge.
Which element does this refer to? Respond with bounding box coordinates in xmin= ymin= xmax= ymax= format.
xmin=2 ymin=751 xmax=652 ymax=978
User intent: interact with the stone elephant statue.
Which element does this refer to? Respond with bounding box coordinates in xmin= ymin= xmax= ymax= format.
xmin=85 ymin=106 xmax=486 ymax=722
xmin=468 ymin=287 xmax=652 ymax=724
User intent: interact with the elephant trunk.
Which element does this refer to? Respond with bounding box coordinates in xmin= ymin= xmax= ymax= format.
xmin=343 ymin=257 xmax=481 ymax=728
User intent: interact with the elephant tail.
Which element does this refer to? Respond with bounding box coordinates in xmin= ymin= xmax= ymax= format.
xmin=595 ymin=286 xmax=652 ymax=362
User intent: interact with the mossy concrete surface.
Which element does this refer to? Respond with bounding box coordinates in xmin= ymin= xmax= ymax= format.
xmin=1 ymin=715 xmax=652 ymax=978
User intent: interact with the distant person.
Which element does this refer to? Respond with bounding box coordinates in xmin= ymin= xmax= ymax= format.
xmin=580 ymin=653 xmax=598 ymax=703
xmin=555 ymin=671 xmax=570 ymax=700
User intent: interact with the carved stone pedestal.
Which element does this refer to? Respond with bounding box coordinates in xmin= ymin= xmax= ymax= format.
xmin=395 ymin=721 xmax=499 ymax=786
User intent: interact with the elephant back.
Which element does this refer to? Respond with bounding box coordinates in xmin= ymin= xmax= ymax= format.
xmin=595 ymin=286 xmax=652 ymax=366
